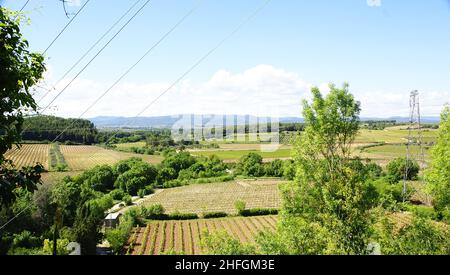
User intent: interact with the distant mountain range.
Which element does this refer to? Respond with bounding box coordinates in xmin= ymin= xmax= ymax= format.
xmin=88 ymin=115 xmax=440 ymax=128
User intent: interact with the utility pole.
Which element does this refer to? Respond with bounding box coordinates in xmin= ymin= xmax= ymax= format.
xmin=403 ymin=90 xmax=426 ymax=201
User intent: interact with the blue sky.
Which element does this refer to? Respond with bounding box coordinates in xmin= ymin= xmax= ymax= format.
xmin=2 ymin=0 xmax=450 ymax=118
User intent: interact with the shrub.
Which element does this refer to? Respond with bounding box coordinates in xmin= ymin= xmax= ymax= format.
xmin=123 ymin=195 xmax=132 ymax=206
xmin=234 ymin=200 xmax=246 ymax=214
xmin=282 ymin=160 xmax=296 ymax=180
xmin=167 ymin=212 xmax=198 ymax=220
xmin=140 ymin=204 xmax=166 ymax=219
xmin=239 ymin=208 xmax=278 ymax=217
xmin=386 ymin=158 xmax=420 ymax=183
xmin=264 ymin=159 xmax=284 ymax=177
xmin=137 ymin=189 xmax=146 ymax=198
xmin=109 ymin=189 xmax=125 ymax=200
xmin=203 ymin=212 xmax=228 ymax=219
xmin=238 ymin=153 xmax=264 ymax=177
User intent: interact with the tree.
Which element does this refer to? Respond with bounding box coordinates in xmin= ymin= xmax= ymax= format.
xmin=426 ymin=106 xmax=450 ymax=218
xmin=386 ymin=157 xmax=419 ymax=184
xmin=238 ymin=153 xmax=264 ymax=177
xmin=1 ymin=8 xmax=46 ymax=207
xmin=268 ymin=84 xmax=376 ymax=254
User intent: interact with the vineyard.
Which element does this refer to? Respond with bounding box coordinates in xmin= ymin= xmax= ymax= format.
xmin=141 ymin=179 xmax=282 ymax=215
xmin=4 ymin=144 xmax=50 ymax=170
xmin=125 ymin=215 xmax=278 ymax=255
xmin=59 ymin=145 xmax=163 ymax=171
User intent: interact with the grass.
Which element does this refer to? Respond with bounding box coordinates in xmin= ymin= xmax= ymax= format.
xmin=357 ymin=144 xmax=432 ymax=161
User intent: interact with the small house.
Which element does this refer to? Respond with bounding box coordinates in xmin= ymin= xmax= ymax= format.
xmin=104 ymin=212 xmax=122 ymax=228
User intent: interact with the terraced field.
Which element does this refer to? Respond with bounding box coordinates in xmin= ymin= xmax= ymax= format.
xmin=4 ymin=144 xmax=50 ymax=170
xmin=142 ymin=179 xmax=282 ymax=215
xmin=126 ymin=215 xmax=278 ymax=255
xmin=60 ymin=145 xmax=163 ymax=171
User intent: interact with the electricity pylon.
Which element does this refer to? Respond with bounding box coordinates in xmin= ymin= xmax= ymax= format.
xmin=402 ymin=90 xmax=426 ymax=201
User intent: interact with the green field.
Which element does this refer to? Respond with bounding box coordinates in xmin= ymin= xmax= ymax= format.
xmin=355 ymin=129 xmax=438 ymax=144
xmin=190 ymin=149 xmax=292 ymax=161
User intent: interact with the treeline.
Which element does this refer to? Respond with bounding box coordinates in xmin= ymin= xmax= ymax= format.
xmin=22 ymin=116 xmax=98 ymax=144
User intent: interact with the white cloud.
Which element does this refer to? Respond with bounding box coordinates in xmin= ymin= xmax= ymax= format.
xmin=367 ymin=0 xmax=382 ymax=7
xmin=67 ymin=0 xmax=81 ymax=7
xmin=33 ymin=64 xmax=448 ymax=119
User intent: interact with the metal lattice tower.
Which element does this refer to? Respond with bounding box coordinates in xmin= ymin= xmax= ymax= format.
xmin=402 ymin=90 xmax=426 ymax=201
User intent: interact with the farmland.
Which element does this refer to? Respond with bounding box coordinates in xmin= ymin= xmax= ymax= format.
xmin=4 ymin=144 xmax=50 ymax=170
xmin=60 ymin=145 xmax=163 ymax=171
xmin=189 ymin=149 xmax=292 ymax=162
xmin=125 ymin=215 xmax=277 ymax=255
xmin=141 ymin=179 xmax=282 ymax=215
xmin=4 ymin=144 xmax=163 ymax=172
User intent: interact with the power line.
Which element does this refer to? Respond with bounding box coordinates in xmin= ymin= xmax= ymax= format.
xmin=43 ymin=0 xmax=91 ymax=55
xmin=37 ymin=0 xmax=144 ymax=104
xmin=50 ymin=0 xmax=202 ymax=142
xmin=1 ymin=0 xmax=271 ymax=230
xmin=19 ymin=0 xmax=30 ymax=12
xmin=39 ymin=0 xmax=152 ymax=115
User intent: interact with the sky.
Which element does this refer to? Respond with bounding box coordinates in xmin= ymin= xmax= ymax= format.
xmin=2 ymin=0 xmax=450 ymax=118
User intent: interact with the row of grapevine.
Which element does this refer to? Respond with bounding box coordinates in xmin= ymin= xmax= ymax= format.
xmin=127 ymin=215 xmax=278 ymax=255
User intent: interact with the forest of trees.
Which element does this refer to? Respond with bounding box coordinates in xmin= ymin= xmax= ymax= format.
xmin=22 ymin=115 xmax=98 ymax=144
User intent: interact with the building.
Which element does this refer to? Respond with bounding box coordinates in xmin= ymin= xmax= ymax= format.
xmin=104 ymin=212 xmax=122 ymax=228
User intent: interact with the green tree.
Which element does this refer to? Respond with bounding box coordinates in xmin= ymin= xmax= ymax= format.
xmin=386 ymin=157 xmax=419 ymax=184
xmin=238 ymin=153 xmax=264 ymax=177
xmin=426 ymin=106 xmax=450 ymax=218
xmin=1 ymin=8 xmax=46 ymax=207
xmin=268 ymin=84 xmax=376 ymax=254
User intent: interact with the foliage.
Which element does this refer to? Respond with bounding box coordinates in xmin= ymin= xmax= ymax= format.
xmin=237 ymin=153 xmax=264 ymax=177
xmin=80 ymin=165 xmax=115 ymax=192
xmin=41 ymin=238 xmax=70 ymax=255
xmin=239 ymin=208 xmax=278 ymax=217
xmin=426 ymin=106 xmax=450 ymax=216
xmin=278 ymin=84 xmax=376 ymax=254
xmin=386 ymin=157 xmax=420 ymax=184
xmin=109 ymin=189 xmax=125 ymax=200
xmin=202 ymin=212 xmax=228 ymax=219
xmin=22 ymin=115 xmax=98 ymax=144
xmin=105 ymin=210 xmax=136 ymax=254
xmin=374 ymin=214 xmax=450 ymax=255
xmin=0 ymin=8 xmax=45 ymax=158
xmin=123 ymin=195 xmax=132 ymax=206
xmin=201 ymin=230 xmax=256 ymax=255
xmin=282 ymin=160 xmax=296 ymax=180
xmin=234 ymin=200 xmax=246 ymax=214
xmin=264 ymin=159 xmax=284 ymax=177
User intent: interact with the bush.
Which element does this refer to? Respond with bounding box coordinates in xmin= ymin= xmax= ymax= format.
xmin=238 ymin=153 xmax=264 ymax=177
xmin=203 ymin=212 xmax=228 ymax=219
xmin=282 ymin=160 xmax=296 ymax=180
xmin=137 ymin=189 xmax=146 ymax=198
xmin=264 ymin=159 xmax=284 ymax=177
xmin=123 ymin=195 xmax=132 ymax=206
xmin=239 ymin=208 xmax=279 ymax=217
xmin=140 ymin=204 xmax=166 ymax=219
xmin=109 ymin=189 xmax=125 ymax=200
xmin=386 ymin=158 xmax=420 ymax=183
xmin=167 ymin=212 xmax=198 ymax=220
xmin=234 ymin=200 xmax=246 ymax=214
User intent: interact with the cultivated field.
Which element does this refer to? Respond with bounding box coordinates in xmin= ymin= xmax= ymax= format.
xmin=190 ymin=149 xmax=291 ymax=162
xmin=126 ymin=215 xmax=277 ymax=255
xmin=142 ymin=179 xmax=282 ymax=215
xmin=60 ymin=145 xmax=163 ymax=171
xmin=4 ymin=144 xmax=50 ymax=170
